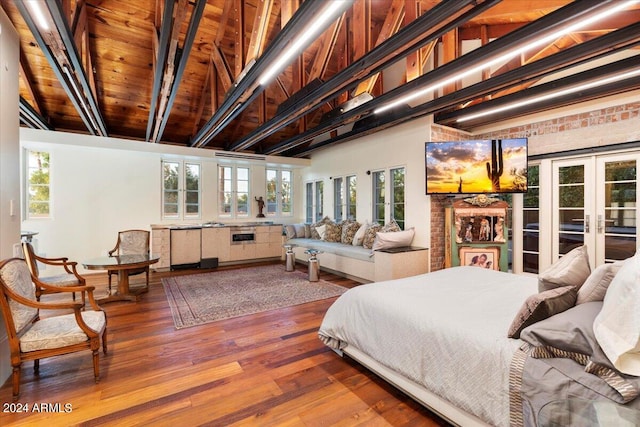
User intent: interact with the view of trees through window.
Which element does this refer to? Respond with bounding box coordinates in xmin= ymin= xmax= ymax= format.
xmin=27 ymin=150 xmax=50 ymax=218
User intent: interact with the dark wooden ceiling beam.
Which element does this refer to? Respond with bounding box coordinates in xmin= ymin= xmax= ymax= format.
xmin=285 ymin=21 xmax=640 ymax=157
xmin=147 ymin=0 xmax=207 ymax=143
xmin=15 ymin=0 xmax=108 ymax=136
xmin=233 ymin=0 xmax=498 ymax=153
xmin=191 ymin=1 xmax=352 ymax=148
xmin=267 ymin=0 xmax=632 ymax=156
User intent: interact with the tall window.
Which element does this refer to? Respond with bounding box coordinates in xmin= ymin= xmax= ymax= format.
xmin=373 ymin=167 xmax=405 ymax=228
xmin=266 ymin=168 xmax=293 ymax=217
xmin=306 ymin=182 xmax=313 ymax=223
xmin=26 ymin=150 xmax=50 ymax=219
xmin=523 ymin=165 xmax=540 ymax=273
xmin=315 ymin=180 xmax=324 ymax=221
xmin=162 ymin=160 xmax=200 ymax=219
xmin=305 ymin=180 xmax=324 ymax=222
xmin=219 ymin=165 xmax=249 ymax=218
xmin=334 ymin=177 xmax=344 ymax=221
xmin=391 ymin=167 xmax=405 ymax=229
xmin=373 ymin=171 xmax=385 ymax=224
xmin=347 ymin=175 xmax=357 ymax=220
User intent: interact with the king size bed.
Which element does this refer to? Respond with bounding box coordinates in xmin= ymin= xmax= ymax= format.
xmin=318 ymin=260 xmax=640 ymax=426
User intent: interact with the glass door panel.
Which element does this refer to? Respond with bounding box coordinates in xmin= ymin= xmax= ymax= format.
xmin=598 ymin=157 xmax=637 ymax=263
xmin=555 ymin=161 xmax=589 ymax=258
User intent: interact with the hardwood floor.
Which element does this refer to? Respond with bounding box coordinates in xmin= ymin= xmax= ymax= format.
xmin=0 ymin=262 xmax=451 ymax=426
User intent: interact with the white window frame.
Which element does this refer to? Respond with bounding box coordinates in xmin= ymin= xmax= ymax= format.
xmin=266 ymin=168 xmax=293 ymax=217
xmin=25 ymin=149 xmax=52 ymax=219
xmin=162 ymin=160 xmax=201 ymax=220
xmin=305 ymin=180 xmax=324 ymax=222
xmin=347 ymin=174 xmax=357 ymax=220
xmin=372 ymin=166 xmax=405 ymax=229
xmin=333 ymin=176 xmax=344 ymax=221
xmin=219 ymin=165 xmax=250 ymax=218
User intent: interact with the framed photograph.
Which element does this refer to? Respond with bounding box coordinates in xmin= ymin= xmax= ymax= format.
xmin=459 ymin=246 xmax=500 ymax=271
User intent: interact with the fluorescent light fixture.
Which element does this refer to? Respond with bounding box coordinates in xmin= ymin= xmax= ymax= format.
xmin=258 ymin=0 xmax=350 ymax=86
xmin=455 ymin=68 xmax=640 ymax=123
xmin=26 ymin=1 xmax=50 ymax=31
xmin=374 ymin=0 xmax=639 ymax=115
xmin=62 ymin=64 xmax=100 ymax=133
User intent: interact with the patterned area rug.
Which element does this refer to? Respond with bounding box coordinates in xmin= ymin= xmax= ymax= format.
xmin=162 ymin=264 xmax=347 ymax=329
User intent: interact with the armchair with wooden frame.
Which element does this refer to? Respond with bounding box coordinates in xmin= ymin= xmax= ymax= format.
xmin=108 ymin=229 xmax=150 ymax=293
xmin=22 ymin=241 xmax=86 ymax=302
xmin=0 ymin=258 xmax=108 ymax=400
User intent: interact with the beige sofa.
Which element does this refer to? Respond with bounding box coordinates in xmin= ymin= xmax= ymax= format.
xmin=286 ymin=237 xmax=429 ymax=283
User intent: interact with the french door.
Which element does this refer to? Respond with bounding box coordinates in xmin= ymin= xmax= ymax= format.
xmin=552 ymin=153 xmax=638 ymax=267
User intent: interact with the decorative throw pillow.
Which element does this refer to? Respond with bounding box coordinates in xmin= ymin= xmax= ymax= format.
xmin=352 ymin=222 xmax=368 ymax=246
xmin=538 ymin=245 xmax=591 ymax=292
xmin=310 ymin=216 xmax=330 ymax=239
xmin=594 ymin=252 xmax=640 ymax=376
xmin=576 ymin=260 xmax=625 ymax=304
xmin=315 ymin=224 xmax=327 ymax=240
xmin=324 ymin=221 xmax=342 ymax=242
xmin=341 ymin=221 xmax=361 ymax=245
xmin=285 ymin=225 xmax=297 ymax=240
xmin=381 ymin=219 xmax=401 ymax=233
xmin=293 ymin=223 xmax=306 ymax=238
xmin=508 ymin=286 xmax=577 ymax=339
xmin=372 ymin=228 xmax=415 ymax=251
xmin=362 ymin=223 xmax=382 ymax=249
xmin=303 ymin=224 xmax=312 ymax=238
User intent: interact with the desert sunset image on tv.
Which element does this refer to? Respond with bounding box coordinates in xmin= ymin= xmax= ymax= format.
xmin=425 ymin=138 xmax=528 ymax=194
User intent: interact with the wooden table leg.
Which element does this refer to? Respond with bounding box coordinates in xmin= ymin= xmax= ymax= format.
xmin=97 ymin=269 xmax=145 ymax=303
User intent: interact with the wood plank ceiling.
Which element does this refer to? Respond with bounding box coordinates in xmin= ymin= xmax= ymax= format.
xmin=4 ymin=0 xmax=640 ymax=158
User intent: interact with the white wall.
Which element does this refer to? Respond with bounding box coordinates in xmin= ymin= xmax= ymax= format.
xmin=0 ymin=5 xmax=20 ymax=391
xmin=20 ymin=129 xmax=309 ymax=275
xmin=302 ymin=116 xmax=432 ymax=249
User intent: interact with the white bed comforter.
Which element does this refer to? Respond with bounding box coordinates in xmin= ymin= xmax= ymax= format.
xmin=318 ymin=266 xmax=538 ymax=427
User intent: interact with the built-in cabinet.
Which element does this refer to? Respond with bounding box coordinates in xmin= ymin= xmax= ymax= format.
xmin=152 ymin=225 xmax=283 ymax=271
xmin=201 ymin=227 xmax=230 ymax=262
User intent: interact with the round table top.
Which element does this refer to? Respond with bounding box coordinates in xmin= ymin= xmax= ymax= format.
xmin=83 ymin=254 xmax=160 ymax=270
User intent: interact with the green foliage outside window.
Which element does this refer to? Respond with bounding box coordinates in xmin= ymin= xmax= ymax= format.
xmin=28 ymin=151 xmax=50 ymax=217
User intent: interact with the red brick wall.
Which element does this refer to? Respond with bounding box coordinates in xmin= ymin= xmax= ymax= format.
xmin=428 ymin=102 xmax=640 ymax=272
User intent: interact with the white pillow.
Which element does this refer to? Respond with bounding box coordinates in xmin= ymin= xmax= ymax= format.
xmin=372 ymin=228 xmax=415 ymax=251
xmin=593 ymin=253 xmax=640 ymax=376
xmin=538 ymin=245 xmax=591 ymax=292
xmin=315 ymin=224 xmax=327 ymax=240
xmin=352 ymin=222 xmax=367 ymax=246
xmin=576 ymin=260 xmax=625 ymax=304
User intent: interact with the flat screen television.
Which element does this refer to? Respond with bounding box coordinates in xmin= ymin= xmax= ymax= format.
xmin=425 ymin=138 xmax=528 ymax=195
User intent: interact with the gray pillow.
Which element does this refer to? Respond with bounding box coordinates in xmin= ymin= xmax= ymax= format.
xmin=538 ymin=245 xmax=591 ymax=292
xmin=521 ymin=301 xmax=603 ymax=356
xmin=508 ymin=286 xmax=577 ymax=339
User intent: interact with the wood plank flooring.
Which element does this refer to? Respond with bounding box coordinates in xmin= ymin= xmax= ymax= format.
xmin=0 ymin=262 xmax=451 ymax=426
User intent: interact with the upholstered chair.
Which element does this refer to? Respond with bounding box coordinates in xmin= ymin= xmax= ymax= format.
xmin=21 ymin=241 xmax=86 ymax=302
xmin=108 ymin=230 xmax=150 ymax=292
xmin=0 ymin=258 xmax=108 ymax=401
